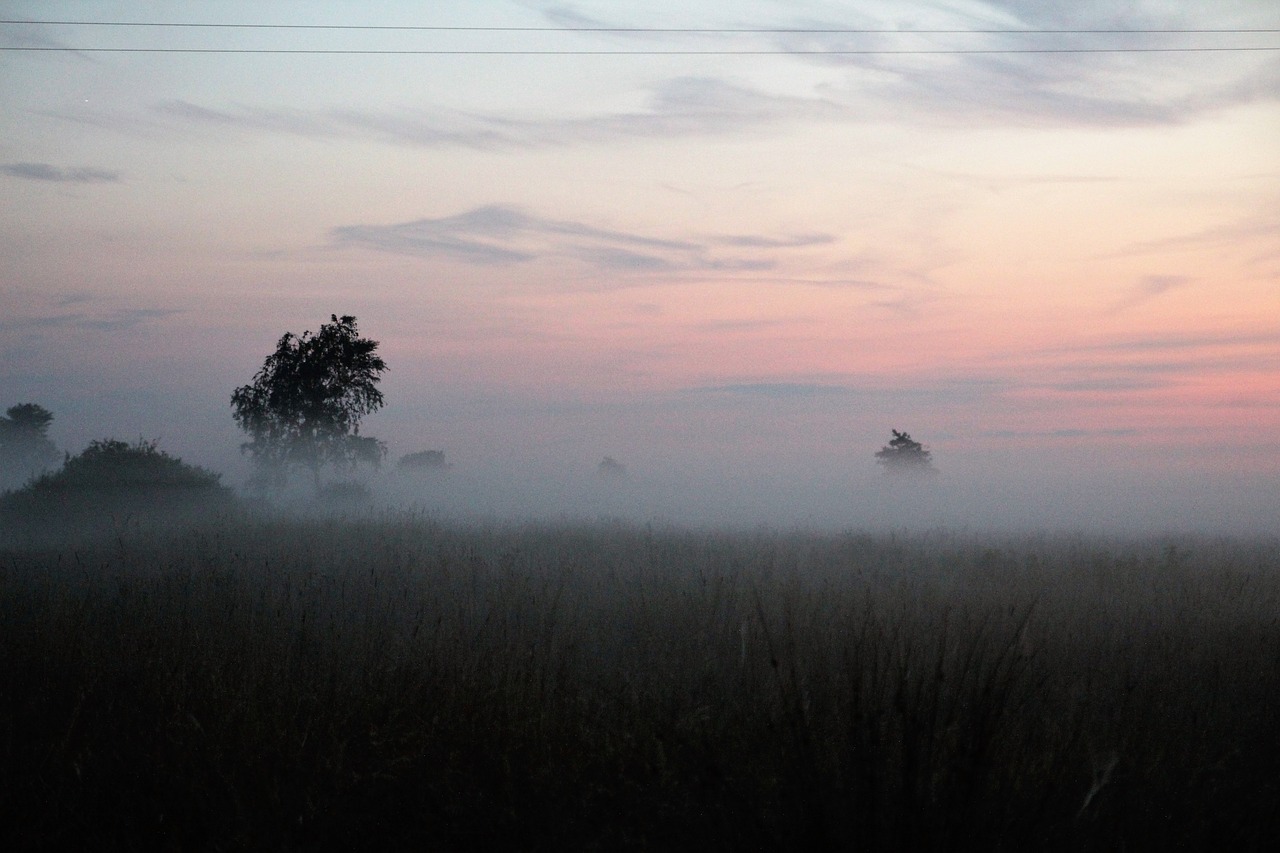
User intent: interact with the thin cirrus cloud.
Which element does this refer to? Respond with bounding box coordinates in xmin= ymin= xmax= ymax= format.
xmin=760 ymin=0 xmax=1280 ymax=128
xmin=123 ymin=77 xmax=847 ymax=151
xmin=814 ymin=50 xmax=1279 ymax=128
xmin=1034 ymin=330 xmax=1280 ymax=356
xmin=1109 ymin=274 xmax=1194 ymax=311
xmin=524 ymin=1 xmax=1280 ymax=130
xmin=0 ymin=308 xmax=179 ymax=333
xmin=1 ymin=162 xmax=120 ymax=183
xmin=1008 ymin=330 xmax=1280 ymax=393
xmin=689 ymin=376 xmax=1008 ymax=404
xmin=331 ymin=204 xmax=833 ymax=274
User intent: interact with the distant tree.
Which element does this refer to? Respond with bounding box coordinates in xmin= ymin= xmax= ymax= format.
xmin=398 ymin=450 xmax=451 ymax=472
xmin=875 ymin=429 xmax=936 ymax=475
xmin=597 ymin=456 xmax=627 ymax=479
xmin=231 ymin=315 xmax=388 ymax=491
xmin=0 ymin=403 xmax=60 ymax=490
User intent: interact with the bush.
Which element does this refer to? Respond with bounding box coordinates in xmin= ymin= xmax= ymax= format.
xmin=0 ymin=439 xmax=236 ymax=543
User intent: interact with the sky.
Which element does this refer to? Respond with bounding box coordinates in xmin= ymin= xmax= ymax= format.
xmin=2 ymin=1 xmax=1278 ymax=530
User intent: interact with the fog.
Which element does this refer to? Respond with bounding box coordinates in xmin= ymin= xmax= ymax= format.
xmin=293 ymin=448 xmax=1278 ymax=538
xmin=6 ymin=394 xmax=1276 ymax=541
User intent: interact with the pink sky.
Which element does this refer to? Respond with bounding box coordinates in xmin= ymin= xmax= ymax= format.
xmin=2 ymin=1 xmax=1277 ymax=526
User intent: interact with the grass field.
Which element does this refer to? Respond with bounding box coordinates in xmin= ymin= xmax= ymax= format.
xmin=3 ymin=514 xmax=1278 ymax=850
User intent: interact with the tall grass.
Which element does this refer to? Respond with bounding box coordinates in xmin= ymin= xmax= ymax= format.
xmin=2 ymin=517 xmax=1277 ymax=850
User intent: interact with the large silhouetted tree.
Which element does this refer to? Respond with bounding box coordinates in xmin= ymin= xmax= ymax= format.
xmin=875 ymin=429 xmax=936 ymax=476
xmin=231 ymin=315 xmax=388 ymax=490
xmin=0 ymin=403 xmax=60 ymax=490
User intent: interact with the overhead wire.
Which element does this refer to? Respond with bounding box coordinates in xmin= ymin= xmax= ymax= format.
xmin=2 ymin=20 xmax=1278 ymax=33
xmin=3 ymin=46 xmax=1278 ymax=55
xmin=2 ymin=19 xmax=1276 ymax=55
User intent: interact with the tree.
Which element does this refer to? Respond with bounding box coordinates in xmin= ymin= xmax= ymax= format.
xmin=875 ymin=429 xmax=936 ymax=475
xmin=398 ymin=450 xmax=451 ymax=473
xmin=597 ymin=456 xmax=627 ymax=479
xmin=231 ymin=315 xmax=388 ymax=490
xmin=0 ymin=403 xmax=60 ymax=490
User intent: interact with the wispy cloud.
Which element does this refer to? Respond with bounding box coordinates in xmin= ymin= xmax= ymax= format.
xmin=38 ymin=2 xmax=1280 ymax=154
xmin=1107 ymin=207 xmax=1280 ymax=262
xmin=64 ymin=76 xmax=846 ymax=151
xmin=694 ymin=382 xmax=853 ymax=399
xmin=999 ymin=327 xmax=1280 ymax=395
xmin=1 ymin=162 xmax=120 ymax=183
xmin=0 ymin=308 xmax=179 ymax=333
xmin=1038 ymin=330 xmax=1280 ymax=355
xmin=332 ymin=205 xmax=833 ymax=275
xmin=1110 ymin=274 xmax=1194 ymax=311
xmin=688 ymin=375 xmax=1008 ymax=404
xmin=523 ymin=2 xmax=1280 ymax=130
xmin=775 ymin=2 xmax=1280 ymax=128
xmin=982 ymin=427 xmax=1140 ymax=439
xmin=1043 ymin=376 xmax=1169 ymax=392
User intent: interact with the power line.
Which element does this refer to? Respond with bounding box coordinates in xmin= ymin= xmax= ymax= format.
xmin=5 ymin=19 xmax=1274 ymax=55
xmin=2 ymin=20 xmax=1278 ymax=34
xmin=4 ymin=47 xmax=1279 ymax=55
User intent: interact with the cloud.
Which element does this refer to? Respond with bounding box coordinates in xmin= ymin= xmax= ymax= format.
xmin=1108 ymin=207 xmax=1280 ymax=261
xmin=1134 ymin=275 xmax=1191 ymax=297
xmin=40 ymin=3 xmax=1280 ymax=150
xmin=716 ymin=233 xmax=835 ymax=249
xmin=695 ymin=382 xmax=854 ymax=399
xmin=999 ymin=327 xmax=1280 ymax=396
xmin=688 ymin=375 xmax=1008 ymax=405
xmin=1044 ymin=377 xmax=1169 ymax=392
xmin=1109 ymin=274 xmax=1194 ymax=311
xmin=0 ymin=308 xmax=180 ymax=333
xmin=775 ymin=2 xmax=1280 ymax=128
xmin=332 ymin=205 xmax=833 ymax=275
xmin=1038 ymin=330 xmax=1280 ymax=355
xmin=1 ymin=162 xmax=120 ymax=183
xmin=61 ymin=75 xmax=847 ymax=151
xmin=982 ymin=427 xmax=1139 ymax=439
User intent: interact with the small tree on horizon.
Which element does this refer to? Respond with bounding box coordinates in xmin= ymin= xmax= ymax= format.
xmin=875 ymin=429 xmax=936 ymax=475
xmin=398 ymin=449 xmax=451 ymax=473
xmin=597 ymin=456 xmax=627 ymax=479
xmin=0 ymin=403 xmax=60 ymax=491
xmin=231 ymin=315 xmax=388 ymax=491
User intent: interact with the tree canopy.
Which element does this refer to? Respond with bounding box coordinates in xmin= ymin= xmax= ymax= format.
xmin=0 ymin=403 xmax=60 ymax=491
xmin=398 ymin=450 xmax=450 ymax=473
xmin=875 ymin=429 xmax=936 ymax=475
xmin=597 ymin=456 xmax=627 ymax=479
xmin=231 ymin=315 xmax=388 ymax=489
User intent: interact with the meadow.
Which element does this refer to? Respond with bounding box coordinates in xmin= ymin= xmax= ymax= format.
xmin=2 ymin=514 xmax=1278 ymax=850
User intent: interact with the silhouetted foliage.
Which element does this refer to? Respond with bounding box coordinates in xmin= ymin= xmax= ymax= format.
xmin=0 ymin=439 xmax=234 ymax=541
xmin=231 ymin=315 xmax=388 ymax=491
xmin=597 ymin=456 xmax=627 ymax=478
xmin=875 ymin=429 xmax=936 ymax=475
xmin=0 ymin=403 xmax=60 ymax=491
xmin=398 ymin=450 xmax=451 ymax=472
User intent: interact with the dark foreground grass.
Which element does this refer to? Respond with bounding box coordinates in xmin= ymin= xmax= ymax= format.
xmin=2 ymin=517 xmax=1278 ymax=850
